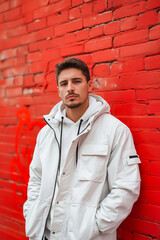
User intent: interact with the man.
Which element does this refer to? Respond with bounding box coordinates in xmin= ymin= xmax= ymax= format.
xmin=23 ymin=58 xmax=141 ymax=240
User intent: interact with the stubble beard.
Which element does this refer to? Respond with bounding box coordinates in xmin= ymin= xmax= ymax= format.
xmin=64 ymin=101 xmax=82 ymax=109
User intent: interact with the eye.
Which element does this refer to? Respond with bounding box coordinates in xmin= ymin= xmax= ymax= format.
xmin=74 ymin=80 xmax=81 ymax=84
xmin=60 ymin=82 xmax=67 ymax=86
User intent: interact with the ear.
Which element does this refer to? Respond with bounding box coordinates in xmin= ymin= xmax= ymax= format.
xmin=88 ymin=80 xmax=92 ymax=93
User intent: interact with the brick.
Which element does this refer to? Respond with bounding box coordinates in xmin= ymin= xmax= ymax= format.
xmin=120 ymin=16 xmax=138 ymax=31
xmin=137 ymin=144 xmax=160 ymax=161
xmin=145 ymin=55 xmax=160 ymax=70
xmin=104 ymin=21 xmax=120 ymax=35
xmin=27 ymin=51 xmax=41 ymax=63
xmin=113 ymin=1 xmax=147 ymax=20
xmin=23 ymin=75 xmax=35 ymax=87
xmin=138 ymin=159 xmax=149 ymax=175
xmin=16 ymin=55 xmax=26 ymax=66
xmin=29 ymin=61 xmax=44 ymax=74
xmin=136 ymin=88 xmax=160 ymax=100
xmin=76 ymin=28 xmax=89 ymax=41
xmin=119 ymin=71 xmax=160 ymax=89
xmin=4 ymin=7 xmax=21 ymax=21
xmin=60 ymin=43 xmax=84 ymax=57
xmin=7 ymin=19 xmax=24 ymax=30
xmin=148 ymin=101 xmax=160 ymax=115
xmin=84 ymin=37 xmax=112 ymax=53
xmin=132 ymin=131 xmax=160 ymax=144
xmin=81 ymin=2 xmax=93 ymax=17
xmin=34 ymin=73 xmax=44 ymax=85
xmin=10 ymin=0 xmax=21 ymax=8
xmin=3 ymin=65 xmax=29 ymax=78
xmin=122 ymin=57 xmax=144 ymax=73
xmin=0 ymin=1 xmax=9 ymax=13
xmin=148 ymin=0 xmax=160 ymax=10
xmin=150 ymin=25 xmax=160 ymax=40
xmin=93 ymin=0 xmax=107 ymax=13
xmin=29 ymin=39 xmax=49 ymax=52
xmin=23 ymin=12 xmax=34 ymax=24
xmin=69 ymin=6 xmax=81 ymax=20
xmin=0 ymin=14 xmax=4 ymax=23
xmin=0 ymin=116 xmax=17 ymax=125
xmin=117 ymin=228 xmax=132 ymax=240
xmin=93 ymin=63 xmax=110 ymax=77
xmin=133 ymin=233 xmax=153 ymax=240
xmin=4 ymin=77 xmax=14 ymax=87
xmin=72 ymin=0 xmax=83 ymax=7
xmin=112 ymin=0 xmax=140 ymax=8
xmin=1 ymin=32 xmax=36 ymax=50
xmin=0 ymin=88 xmax=5 ymax=98
xmin=139 ymin=189 xmax=160 ymax=205
xmin=92 ymin=48 xmax=119 ymax=63
xmin=41 ymin=48 xmax=60 ymax=62
xmin=47 ymin=10 xmax=68 ymax=26
xmin=133 ymin=203 xmax=160 ymax=222
xmin=114 ymin=29 xmax=149 ymax=47
xmin=120 ymin=39 xmax=160 ymax=58
xmin=128 ymin=116 xmax=160 ymax=129
xmin=18 ymin=45 xmax=28 ymax=57
xmin=34 ymin=26 xmax=53 ymax=42
xmin=6 ymin=25 xmax=27 ymax=38
xmin=83 ymin=11 xmax=112 ymax=27
xmin=28 ymin=18 xmax=46 ymax=32
xmin=122 ymin=217 xmax=159 ymax=237
xmin=0 ymin=106 xmax=18 ymax=117
xmin=110 ymin=62 xmax=123 ymax=75
xmin=141 ymin=175 xmax=160 ymax=192
xmin=112 ymin=103 xmax=148 ymax=116
xmin=22 ymin=0 xmax=49 ymax=14
xmin=90 ymin=25 xmax=104 ymax=39
xmin=0 ymin=48 xmax=17 ymax=61
xmin=34 ymin=0 xmax=71 ymax=19
xmin=6 ymin=87 xmax=22 ymax=98
xmin=55 ymin=19 xmax=83 ymax=36
xmin=150 ymin=161 xmax=160 ymax=176
xmin=104 ymin=90 xmax=136 ymax=102
xmin=14 ymin=76 xmax=23 ymax=86
xmin=0 ymin=58 xmax=16 ymax=70
xmin=137 ymin=10 xmax=158 ymax=28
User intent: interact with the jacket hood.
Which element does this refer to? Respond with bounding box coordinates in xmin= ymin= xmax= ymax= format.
xmin=43 ymin=94 xmax=110 ymax=126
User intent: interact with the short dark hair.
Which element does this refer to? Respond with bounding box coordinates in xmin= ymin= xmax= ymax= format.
xmin=55 ymin=58 xmax=90 ymax=84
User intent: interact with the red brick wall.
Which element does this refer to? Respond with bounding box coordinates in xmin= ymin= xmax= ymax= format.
xmin=0 ymin=0 xmax=160 ymax=239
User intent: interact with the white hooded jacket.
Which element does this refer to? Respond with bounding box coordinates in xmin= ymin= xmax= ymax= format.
xmin=23 ymin=95 xmax=141 ymax=240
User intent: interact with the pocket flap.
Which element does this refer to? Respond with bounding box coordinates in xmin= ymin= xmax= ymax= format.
xmin=82 ymin=144 xmax=108 ymax=156
xmin=127 ymin=155 xmax=141 ymax=165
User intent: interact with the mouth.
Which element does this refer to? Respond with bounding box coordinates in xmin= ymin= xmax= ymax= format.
xmin=66 ymin=94 xmax=78 ymax=100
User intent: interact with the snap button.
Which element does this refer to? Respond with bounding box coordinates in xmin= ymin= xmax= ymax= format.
xmin=62 ymin=172 xmax=65 ymax=175
xmin=52 ymin=231 xmax=55 ymax=234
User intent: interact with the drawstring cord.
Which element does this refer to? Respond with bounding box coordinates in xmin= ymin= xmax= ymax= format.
xmin=58 ymin=116 xmax=64 ymax=173
xmin=76 ymin=119 xmax=83 ymax=165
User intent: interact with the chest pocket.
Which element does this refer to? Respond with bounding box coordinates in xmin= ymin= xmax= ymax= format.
xmin=78 ymin=144 xmax=108 ymax=183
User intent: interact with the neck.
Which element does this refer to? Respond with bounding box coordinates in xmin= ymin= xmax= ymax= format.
xmin=66 ymin=100 xmax=89 ymax=123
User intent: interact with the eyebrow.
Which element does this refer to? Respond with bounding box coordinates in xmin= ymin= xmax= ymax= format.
xmin=59 ymin=77 xmax=82 ymax=84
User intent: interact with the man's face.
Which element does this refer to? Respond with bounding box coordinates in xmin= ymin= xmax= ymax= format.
xmin=58 ymin=68 xmax=91 ymax=109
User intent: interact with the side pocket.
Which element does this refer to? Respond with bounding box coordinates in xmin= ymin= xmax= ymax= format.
xmin=124 ymin=151 xmax=141 ymax=182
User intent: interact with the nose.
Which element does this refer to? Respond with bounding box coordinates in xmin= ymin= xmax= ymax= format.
xmin=67 ymin=81 xmax=74 ymax=92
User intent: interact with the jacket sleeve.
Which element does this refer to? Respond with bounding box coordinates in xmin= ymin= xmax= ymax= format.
xmin=96 ymin=124 xmax=141 ymax=233
xmin=23 ymin=131 xmax=42 ymax=219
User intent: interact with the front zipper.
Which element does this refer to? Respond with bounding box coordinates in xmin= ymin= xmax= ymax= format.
xmin=42 ymin=117 xmax=61 ymax=240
